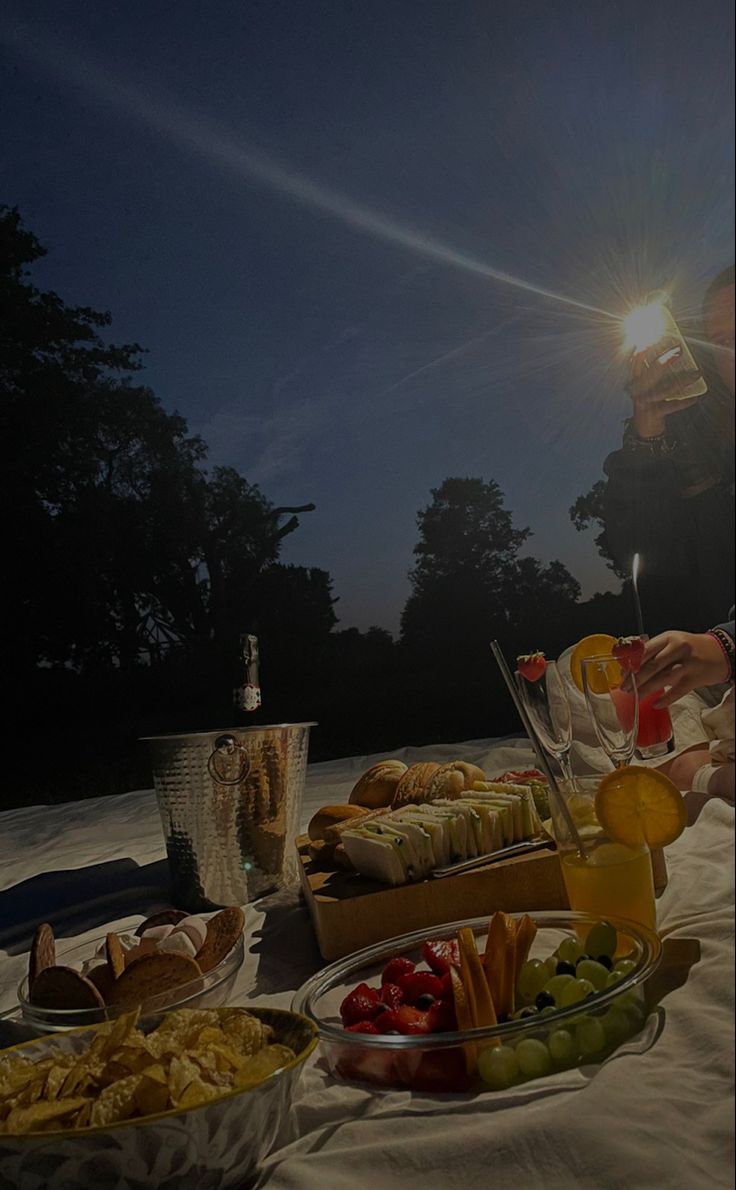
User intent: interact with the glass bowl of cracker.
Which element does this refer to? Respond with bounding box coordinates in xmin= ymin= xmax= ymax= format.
xmin=293 ymin=910 xmax=661 ymax=1094
xmin=0 ymin=1005 xmax=317 ymax=1188
xmin=17 ymin=908 xmax=246 ymax=1035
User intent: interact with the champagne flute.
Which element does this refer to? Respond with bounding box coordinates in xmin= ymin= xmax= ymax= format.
xmin=581 ymin=655 xmax=639 ymax=768
xmin=515 ymin=661 xmax=576 ymax=791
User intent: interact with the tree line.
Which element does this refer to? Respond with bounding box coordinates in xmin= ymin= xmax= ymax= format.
xmin=1 ymin=207 xmax=630 ymax=807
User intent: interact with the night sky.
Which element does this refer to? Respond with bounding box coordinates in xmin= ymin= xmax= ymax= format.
xmin=3 ymin=0 xmax=734 ymax=633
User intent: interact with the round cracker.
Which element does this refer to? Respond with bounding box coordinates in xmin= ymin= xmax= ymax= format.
xmin=86 ymin=964 xmax=115 ymax=1004
xmin=194 ymin=907 xmax=245 ymax=974
xmin=105 ymin=932 xmax=126 ymax=980
xmin=29 ymin=965 xmax=105 ymax=1011
xmin=106 ymin=951 xmax=202 ymax=1007
xmin=134 ymin=909 xmax=188 ymax=937
xmin=29 ymin=923 xmax=56 ymax=987
xmin=122 ymin=938 xmax=158 ymax=967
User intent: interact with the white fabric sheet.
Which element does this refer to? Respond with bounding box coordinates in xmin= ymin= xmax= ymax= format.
xmin=1 ymin=734 xmax=733 ymax=1189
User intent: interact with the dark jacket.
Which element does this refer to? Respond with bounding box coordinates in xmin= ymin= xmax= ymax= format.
xmin=602 ymin=367 xmax=735 ymax=633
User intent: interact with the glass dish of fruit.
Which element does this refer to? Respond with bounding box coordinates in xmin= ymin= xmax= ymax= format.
xmin=292 ymin=911 xmax=661 ymax=1094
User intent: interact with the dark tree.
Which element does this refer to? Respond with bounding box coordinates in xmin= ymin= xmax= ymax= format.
xmin=569 ymin=479 xmax=626 ymax=579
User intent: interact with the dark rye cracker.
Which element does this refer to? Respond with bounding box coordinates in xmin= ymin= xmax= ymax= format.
xmin=194 ymin=907 xmax=245 ymax=974
xmin=106 ymin=951 xmax=202 ymax=1007
xmin=134 ymin=909 xmax=188 ymax=937
xmin=29 ymin=923 xmax=56 ymax=987
xmin=29 ymin=966 xmax=105 ymax=1011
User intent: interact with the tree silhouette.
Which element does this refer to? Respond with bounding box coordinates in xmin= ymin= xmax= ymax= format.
xmin=569 ymin=480 xmax=626 ymax=579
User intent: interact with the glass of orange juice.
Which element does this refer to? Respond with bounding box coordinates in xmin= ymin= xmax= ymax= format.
xmin=550 ymin=778 xmax=657 ymax=936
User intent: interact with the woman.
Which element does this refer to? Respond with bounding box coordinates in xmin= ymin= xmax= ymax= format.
xmin=601 ymin=266 xmax=735 ymax=632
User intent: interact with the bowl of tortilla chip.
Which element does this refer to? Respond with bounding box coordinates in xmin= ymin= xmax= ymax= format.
xmin=0 ymin=1005 xmax=317 ymax=1189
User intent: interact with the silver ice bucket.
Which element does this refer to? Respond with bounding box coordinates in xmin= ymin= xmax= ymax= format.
xmin=145 ymin=722 xmax=316 ymax=911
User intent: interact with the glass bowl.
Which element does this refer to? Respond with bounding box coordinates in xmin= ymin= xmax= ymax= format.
xmin=0 ymin=1006 xmax=317 ymax=1188
xmin=292 ymin=910 xmax=662 ymax=1094
xmin=17 ymin=932 xmax=245 ymax=1035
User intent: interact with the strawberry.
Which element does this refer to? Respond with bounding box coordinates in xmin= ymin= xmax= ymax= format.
xmin=397 ymin=971 xmax=445 ymax=1004
xmin=381 ymin=956 xmax=415 ymax=985
xmin=439 ymin=971 xmax=454 ymax=1000
xmin=422 ymin=939 xmax=460 ymax=975
xmin=339 ymin=982 xmax=382 ymax=1026
xmin=373 ymin=1008 xmax=401 ymax=1033
xmin=516 ymin=652 xmax=547 ymax=682
xmin=613 ymin=635 xmax=646 ymax=674
xmin=394 ymin=1005 xmax=434 ymax=1035
xmin=345 ymin=1020 xmax=381 ymax=1034
xmin=426 ymin=997 xmax=456 ymax=1032
xmin=407 ymin=1048 xmax=470 ymax=1093
xmin=498 ymin=768 xmax=546 ymax=784
xmin=380 ymin=982 xmax=404 ymax=1011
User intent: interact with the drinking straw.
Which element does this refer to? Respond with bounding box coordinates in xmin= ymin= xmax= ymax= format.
xmin=631 ymin=553 xmax=646 ymax=637
xmin=490 ymin=640 xmax=587 ymax=858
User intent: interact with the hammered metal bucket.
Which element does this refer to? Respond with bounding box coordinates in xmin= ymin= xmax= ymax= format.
xmin=144 ymin=723 xmax=316 ymax=911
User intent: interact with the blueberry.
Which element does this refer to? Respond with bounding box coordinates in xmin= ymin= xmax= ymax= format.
xmin=415 ymin=994 xmax=435 ymax=1010
xmin=556 ymin=961 xmax=576 ymax=976
xmin=575 ymin=954 xmax=593 ymax=967
xmin=596 ymin=954 xmax=613 ymax=970
xmin=535 ymin=991 xmax=556 ymax=1010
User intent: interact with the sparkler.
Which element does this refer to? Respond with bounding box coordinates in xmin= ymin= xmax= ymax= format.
xmin=631 ymin=553 xmax=645 ymax=638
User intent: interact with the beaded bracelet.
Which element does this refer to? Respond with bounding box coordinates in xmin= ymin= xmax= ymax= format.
xmin=707 ymin=628 xmax=736 ymax=684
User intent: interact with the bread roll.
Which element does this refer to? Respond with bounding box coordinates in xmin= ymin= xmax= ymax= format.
xmin=308 ymin=804 xmax=365 ymax=841
xmin=424 ymin=760 xmax=487 ymax=801
xmin=391 ymin=762 xmax=441 ymax=808
xmin=349 ymin=760 xmax=408 ymax=809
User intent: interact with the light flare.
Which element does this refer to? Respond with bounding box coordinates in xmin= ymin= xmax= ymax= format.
xmin=621 ymin=300 xmax=669 ymax=354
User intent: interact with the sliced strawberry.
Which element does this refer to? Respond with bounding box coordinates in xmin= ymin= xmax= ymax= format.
xmin=613 ymin=635 xmax=646 ymax=674
xmin=394 ymin=1005 xmax=433 ymax=1035
xmin=397 ymin=971 xmax=445 ymax=1004
xmin=334 ymin=1044 xmax=397 ymax=1087
xmin=422 ymin=939 xmax=460 ymax=975
xmin=381 ymin=956 xmax=415 ymax=985
xmin=517 ymin=652 xmax=547 ymax=682
xmin=426 ymin=997 xmax=456 ymax=1032
xmin=339 ymin=982 xmax=382 ymax=1026
xmin=439 ymin=971 xmax=454 ymax=1000
xmin=373 ymin=1008 xmax=401 ymax=1033
xmin=345 ymin=1020 xmax=381 ymax=1034
xmin=380 ymin=982 xmax=404 ymax=1011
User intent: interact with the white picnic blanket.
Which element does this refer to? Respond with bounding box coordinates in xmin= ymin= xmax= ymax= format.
xmin=0 ymin=732 xmax=733 ymax=1189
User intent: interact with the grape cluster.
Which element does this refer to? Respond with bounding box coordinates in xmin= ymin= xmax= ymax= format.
xmin=478 ymin=921 xmax=646 ymax=1091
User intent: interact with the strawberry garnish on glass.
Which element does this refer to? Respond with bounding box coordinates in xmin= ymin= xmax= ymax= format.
xmin=612 ymin=636 xmax=646 ymax=675
xmin=516 ymin=652 xmax=547 ymax=682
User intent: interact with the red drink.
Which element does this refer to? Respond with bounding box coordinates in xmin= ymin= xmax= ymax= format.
xmin=611 ymin=687 xmax=673 ymax=753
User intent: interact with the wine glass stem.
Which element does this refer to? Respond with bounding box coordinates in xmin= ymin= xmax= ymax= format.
xmin=557 ymin=749 xmax=576 ymax=791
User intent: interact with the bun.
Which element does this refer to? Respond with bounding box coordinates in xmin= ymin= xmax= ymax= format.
xmin=308 ymin=804 xmax=365 ymax=841
xmin=391 ymin=762 xmax=441 ymax=808
xmin=425 ymin=760 xmax=487 ymax=801
xmin=349 ymin=760 xmax=408 ymax=809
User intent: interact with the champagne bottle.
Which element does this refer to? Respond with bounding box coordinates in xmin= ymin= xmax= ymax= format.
xmin=233 ymin=633 xmax=261 ymax=714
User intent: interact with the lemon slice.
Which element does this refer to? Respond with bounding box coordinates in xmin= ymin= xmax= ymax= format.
xmin=595 ymin=766 xmax=687 ymax=849
xmin=569 ymin=633 xmax=617 ymax=693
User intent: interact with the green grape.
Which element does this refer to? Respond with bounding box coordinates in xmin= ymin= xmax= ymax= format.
xmin=544 ymin=955 xmax=559 ymax=980
xmin=601 ymin=1007 xmax=631 ymax=1047
xmin=613 ymin=958 xmax=637 ymax=979
xmin=584 ymin=921 xmax=617 ymax=959
xmin=539 ymin=1006 xmax=558 ymax=1017
xmin=478 ymin=1044 xmax=519 ymax=1090
xmin=576 ymin=1017 xmax=607 ymax=1056
xmin=557 ymin=936 xmax=585 ymax=965
xmin=517 ymin=959 xmax=548 ymax=1003
xmin=576 ymin=959 xmax=610 ymax=991
xmin=548 ymin=1028 xmax=577 ymax=1068
xmin=543 ymin=973 xmax=575 ymax=1004
xmin=559 ymin=977 xmax=595 ymax=1007
xmin=515 ymin=1038 xmax=552 ymax=1078
xmin=606 ymin=969 xmax=626 ymax=987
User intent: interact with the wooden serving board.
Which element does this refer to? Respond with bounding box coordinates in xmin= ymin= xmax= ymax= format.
xmin=297 ymin=838 xmax=669 ymax=960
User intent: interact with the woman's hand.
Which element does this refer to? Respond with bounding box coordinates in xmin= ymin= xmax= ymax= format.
xmin=635 ymin=631 xmax=731 ymax=706
xmin=628 ymin=350 xmax=699 ymax=440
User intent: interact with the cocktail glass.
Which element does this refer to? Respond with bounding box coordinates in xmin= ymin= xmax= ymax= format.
xmin=515 ymin=661 xmax=576 ymax=790
xmin=581 ymin=655 xmax=638 ymax=768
